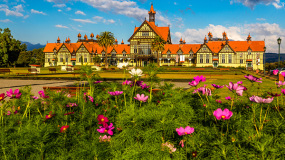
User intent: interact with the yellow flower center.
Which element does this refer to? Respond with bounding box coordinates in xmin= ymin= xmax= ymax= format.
xmin=0 ymin=97 xmax=2 ymax=100
xmin=101 ymin=118 xmax=104 ymax=122
xmin=48 ymin=115 xmax=51 ymax=118
xmin=104 ymin=130 xmax=108 ymax=133
xmin=221 ymin=115 xmax=225 ymax=119
xmin=185 ymin=132 xmax=188 ymax=135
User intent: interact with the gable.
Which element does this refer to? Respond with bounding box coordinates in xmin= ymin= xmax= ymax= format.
xmin=58 ymin=45 xmax=70 ymax=53
xmin=132 ymin=23 xmax=157 ymax=39
xmin=197 ymin=44 xmax=211 ymax=53
xmin=219 ymin=44 xmax=234 ymax=53
xmin=77 ymin=45 xmax=89 ymax=53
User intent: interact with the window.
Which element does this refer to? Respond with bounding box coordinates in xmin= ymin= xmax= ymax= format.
xmin=240 ymin=53 xmax=243 ymax=58
xmin=203 ymin=46 xmax=206 ymax=51
xmin=225 ymin=46 xmax=229 ymax=51
xmin=48 ymin=58 xmax=50 ymax=62
xmin=142 ymin=32 xmax=149 ymax=36
xmin=256 ymin=53 xmax=260 ymax=59
xmin=66 ymin=58 xmax=68 ymax=62
xmin=222 ymin=54 xmax=225 ymax=63
xmin=60 ymin=58 xmax=63 ymax=62
xmin=240 ymin=59 xmax=243 ymax=64
xmin=84 ymin=58 xmax=87 ymax=62
xmin=123 ymin=51 xmax=126 ymax=57
xmin=134 ymin=45 xmax=137 ymax=53
xmin=200 ymin=55 xmax=203 ymax=63
xmin=72 ymin=56 xmax=76 ymax=59
xmin=206 ymin=54 xmax=209 ymax=63
xmin=164 ymin=59 xmax=169 ymax=63
xmin=189 ymin=51 xmax=193 ymax=57
xmin=102 ymin=52 xmax=105 ymax=57
xmin=139 ymin=44 xmax=151 ymax=55
xmin=167 ymin=51 xmax=171 ymax=58
xmin=79 ymin=57 xmax=82 ymax=62
xmin=228 ymin=54 xmax=232 ymax=63
xmin=248 ymin=50 xmax=251 ymax=55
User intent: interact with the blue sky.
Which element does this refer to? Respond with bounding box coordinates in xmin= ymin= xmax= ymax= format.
xmin=0 ymin=0 xmax=284 ymax=53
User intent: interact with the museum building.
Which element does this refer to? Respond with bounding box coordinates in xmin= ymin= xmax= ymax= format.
xmin=44 ymin=4 xmax=265 ymax=70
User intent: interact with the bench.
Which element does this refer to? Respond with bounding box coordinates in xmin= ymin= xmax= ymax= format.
xmin=66 ymin=68 xmax=73 ymax=72
xmin=195 ymin=68 xmax=205 ymax=71
xmin=171 ymin=68 xmax=180 ymax=71
xmin=49 ymin=68 xmax=57 ymax=73
xmin=43 ymin=86 xmax=88 ymax=97
xmin=220 ymin=68 xmax=230 ymax=71
xmin=0 ymin=69 xmax=12 ymax=74
xmin=28 ymin=68 xmax=39 ymax=74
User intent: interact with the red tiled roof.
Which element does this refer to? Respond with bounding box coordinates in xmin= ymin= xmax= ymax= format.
xmin=43 ymin=43 xmax=63 ymax=52
xmin=162 ymin=44 xmax=201 ymax=54
xmin=78 ymin=33 xmax=81 ymax=37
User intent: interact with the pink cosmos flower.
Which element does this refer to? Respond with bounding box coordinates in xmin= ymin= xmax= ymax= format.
xmin=7 ymin=111 xmax=11 ymax=115
xmin=189 ymin=80 xmax=199 ymax=87
xmin=134 ymin=94 xmax=149 ymax=102
xmin=122 ymin=80 xmax=132 ymax=85
xmin=94 ymin=80 xmax=102 ymax=84
xmin=32 ymin=96 xmax=39 ymax=100
xmin=99 ymin=135 xmax=111 ymax=142
xmin=226 ymin=82 xmax=246 ymax=96
xmin=66 ymin=103 xmax=78 ymax=107
xmin=281 ymin=72 xmax=285 ymax=77
xmin=38 ymin=90 xmax=49 ymax=98
xmin=211 ymin=84 xmax=224 ymax=89
xmin=97 ymin=115 xmax=109 ymax=126
xmin=282 ymin=89 xmax=285 ymax=95
xmin=108 ymin=91 xmax=123 ymax=96
xmin=141 ymin=83 xmax=150 ymax=89
xmin=276 ymin=81 xmax=285 ymax=87
xmin=161 ymin=142 xmax=177 ymax=154
xmin=225 ymin=96 xmax=231 ymax=100
xmin=0 ymin=93 xmax=5 ymax=101
xmin=45 ymin=111 xmax=55 ymax=120
xmin=216 ymin=100 xmax=222 ymax=103
xmin=193 ymin=75 xmax=206 ymax=82
xmin=83 ymin=93 xmax=94 ymax=102
xmin=193 ymin=85 xmax=212 ymax=96
xmin=97 ymin=123 xmax=115 ymax=135
xmin=64 ymin=112 xmax=74 ymax=115
xmin=60 ymin=125 xmax=69 ymax=133
xmin=273 ymin=69 xmax=279 ymax=75
xmin=179 ymin=140 xmax=185 ymax=148
xmin=213 ymin=108 xmax=233 ymax=120
xmin=237 ymin=81 xmax=243 ymax=85
xmin=244 ymin=75 xmax=262 ymax=83
xmin=6 ymin=89 xmax=21 ymax=99
xmin=249 ymin=95 xmax=274 ymax=103
xmin=176 ymin=126 xmax=195 ymax=136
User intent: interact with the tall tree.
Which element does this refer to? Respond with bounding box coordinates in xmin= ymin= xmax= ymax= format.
xmin=34 ymin=48 xmax=45 ymax=66
xmin=17 ymin=51 xmax=33 ymax=66
xmin=151 ymin=36 xmax=165 ymax=66
xmin=0 ymin=28 xmax=26 ymax=67
xmin=97 ymin=31 xmax=115 ymax=68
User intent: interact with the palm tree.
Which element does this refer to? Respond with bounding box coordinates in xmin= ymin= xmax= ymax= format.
xmin=97 ymin=31 xmax=115 ymax=68
xmin=151 ymin=36 xmax=165 ymax=66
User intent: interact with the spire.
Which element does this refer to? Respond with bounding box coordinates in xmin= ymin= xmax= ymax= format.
xmin=247 ymin=33 xmax=251 ymax=41
xmin=90 ymin=33 xmax=94 ymax=39
xmin=96 ymin=34 xmax=99 ymax=39
xmin=204 ymin=36 xmax=207 ymax=43
xmin=208 ymin=32 xmax=213 ymax=41
xmin=121 ymin=39 xmax=124 ymax=44
xmin=148 ymin=3 xmax=156 ymax=23
xmin=222 ymin=31 xmax=227 ymax=41
xmin=57 ymin=37 xmax=60 ymax=43
xmin=179 ymin=37 xmax=183 ymax=44
xmin=115 ymin=39 xmax=118 ymax=45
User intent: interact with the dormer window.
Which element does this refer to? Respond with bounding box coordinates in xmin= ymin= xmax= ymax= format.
xmin=248 ymin=49 xmax=251 ymax=55
xmin=189 ymin=51 xmax=193 ymax=57
xmin=102 ymin=52 xmax=105 ymax=57
xmin=111 ymin=50 xmax=116 ymax=57
xmin=123 ymin=51 xmax=126 ymax=57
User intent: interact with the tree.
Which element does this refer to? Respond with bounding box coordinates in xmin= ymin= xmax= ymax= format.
xmin=97 ymin=31 xmax=115 ymax=68
xmin=151 ymin=36 xmax=165 ymax=66
xmin=34 ymin=48 xmax=45 ymax=66
xmin=0 ymin=28 xmax=26 ymax=67
xmin=17 ymin=51 xmax=33 ymax=66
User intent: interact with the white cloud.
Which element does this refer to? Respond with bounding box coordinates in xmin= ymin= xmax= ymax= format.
xmin=257 ymin=18 xmax=266 ymax=21
xmin=75 ymin=10 xmax=86 ymax=15
xmin=80 ymin=0 xmax=170 ymax=25
xmin=72 ymin=18 xmax=96 ymax=23
xmin=173 ymin=23 xmax=285 ymax=53
xmin=107 ymin=19 xmax=115 ymax=24
xmin=0 ymin=4 xmax=24 ymax=17
xmin=53 ymin=4 xmax=66 ymax=8
xmin=58 ymin=9 xmax=62 ymax=12
xmin=55 ymin=24 xmax=68 ymax=28
xmin=92 ymin=16 xmax=116 ymax=24
xmin=66 ymin=7 xmax=71 ymax=11
xmin=174 ymin=2 xmax=177 ymax=5
xmin=31 ymin=9 xmax=47 ymax=15
xmin=0 ymin=19 xmax=12 ymax=23
xmin=231 ymin=0 xmax=284 ymax=9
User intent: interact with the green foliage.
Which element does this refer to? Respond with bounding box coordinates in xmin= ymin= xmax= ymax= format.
xmin=0 ymin=28 xmax=26 ymax=67
xmin=1 ymin=77 xmax=285 ymax=159
xmin=151 ymin=36 xmax=166 ymax=66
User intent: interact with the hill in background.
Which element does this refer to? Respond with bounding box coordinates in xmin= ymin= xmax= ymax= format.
xmin=265 ymin=53 xmax=285 ymax=63
xmin=21 ymin=41 xmax=45 ymax=51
